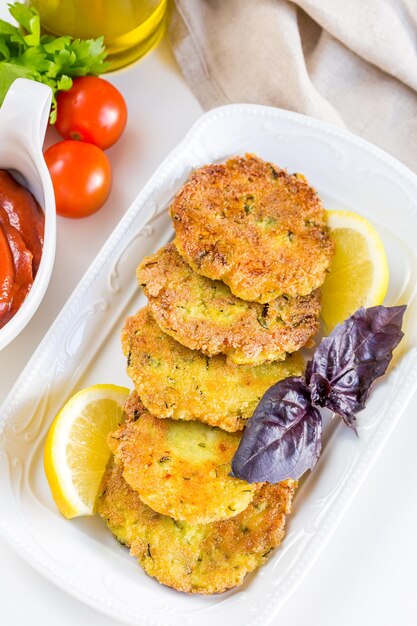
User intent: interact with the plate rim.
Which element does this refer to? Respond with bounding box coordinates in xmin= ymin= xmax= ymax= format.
xmin=1 ymin=103 xmax=417 ymax=625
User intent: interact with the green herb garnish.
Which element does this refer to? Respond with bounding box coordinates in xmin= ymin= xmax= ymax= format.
xmin=0 ymin=2 xmax=108 ymax=122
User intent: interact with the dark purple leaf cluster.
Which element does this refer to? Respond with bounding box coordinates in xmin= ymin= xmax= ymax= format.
xmin=231 ymin=305 xmax=406 ymax=484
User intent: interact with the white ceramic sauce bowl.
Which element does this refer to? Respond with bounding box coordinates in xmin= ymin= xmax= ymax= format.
xmin=0 ymin=78 xmax=56 ymax=350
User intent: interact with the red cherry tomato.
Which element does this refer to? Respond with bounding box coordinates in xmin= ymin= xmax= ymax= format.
xmin=44 ymin=141 xmax=112 ymax=218
xmin=55 ymin=76 xmax=127 ymax=150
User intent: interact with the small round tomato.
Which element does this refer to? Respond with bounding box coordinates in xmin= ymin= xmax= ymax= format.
xmin=55 ymin=76 xmax=127 ymax=150
xmin=44 ymin=141 xmax=112 ymax=218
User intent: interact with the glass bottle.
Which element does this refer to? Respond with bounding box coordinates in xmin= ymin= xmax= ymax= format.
xmin=30 ymin=0 xmax=168 ymax=71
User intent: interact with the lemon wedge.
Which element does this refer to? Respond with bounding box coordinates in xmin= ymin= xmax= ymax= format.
xmin=44 ymin=384 xmax=129 ymax=518
xmin=321 ymin=210 xmax=389 ymax=334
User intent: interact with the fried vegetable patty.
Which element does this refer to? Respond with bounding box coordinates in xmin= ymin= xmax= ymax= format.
xmin=138 ymin=243 xmax=321 ymax=365
xmin=170 ymin=154 xmax=333 ymax=303
xmin=122 ymin=307 xmax=304 ymax=431
xmin=98 ymin=461 xmax=296 ymax=594
xmin=108 ymin=396 xmax=256 ymax=523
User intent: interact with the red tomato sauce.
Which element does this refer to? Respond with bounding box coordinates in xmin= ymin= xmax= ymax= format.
xmin=0 ymin=170 xmax=44 ymax=329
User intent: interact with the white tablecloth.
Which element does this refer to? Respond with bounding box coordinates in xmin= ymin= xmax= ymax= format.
xmin=0 ymin=32 xmax=416 ymax=626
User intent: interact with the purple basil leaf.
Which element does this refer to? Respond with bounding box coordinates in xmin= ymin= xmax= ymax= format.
xmin=231 ymin=377 xmax=322 ymax=483
xmin=305 ymin=305 xmax=406 ymax=427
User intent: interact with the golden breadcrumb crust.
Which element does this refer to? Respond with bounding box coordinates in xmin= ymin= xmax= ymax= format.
xmin=138 ymin=243 xmax=321 ymax=365
xmin=170 ymin=154 xmax=333 ymax=302
xmin=98 ymin=461 xmax=297 ymax=594
xmin=122 ymin=307 xmax=304 ymax=432
xmin=108 ymin=394 xmax=256 ymax=524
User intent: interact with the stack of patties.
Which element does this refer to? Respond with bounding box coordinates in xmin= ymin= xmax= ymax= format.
xmin=98 ymin=154 xmax=334 ymax=594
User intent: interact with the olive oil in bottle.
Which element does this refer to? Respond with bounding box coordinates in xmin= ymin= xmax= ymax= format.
xmin=30 ymin=0 xmax=168 ymax=70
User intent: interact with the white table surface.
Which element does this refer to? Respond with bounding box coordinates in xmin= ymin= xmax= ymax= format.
xmin=0 ymin=28 xmax=417 ymax=626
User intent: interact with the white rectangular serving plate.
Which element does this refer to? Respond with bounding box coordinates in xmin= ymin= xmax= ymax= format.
xmin=1 ymin=104 xmax=417 ymax=626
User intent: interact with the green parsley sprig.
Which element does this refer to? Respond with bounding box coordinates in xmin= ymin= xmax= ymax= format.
xmin=0 ymin=2 xmax=109 ymax=123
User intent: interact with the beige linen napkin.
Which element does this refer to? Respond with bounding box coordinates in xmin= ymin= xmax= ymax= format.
xmin=169 ymin=0 xmax=417 ymax=172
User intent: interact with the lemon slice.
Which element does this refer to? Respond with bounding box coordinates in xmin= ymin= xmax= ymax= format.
xmin=44 ymin=384 xmax=130 ymax=518
xmin=321 ymin=210 xmax=389 ymax=334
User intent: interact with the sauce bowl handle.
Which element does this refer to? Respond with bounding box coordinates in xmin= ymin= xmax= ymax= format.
xmin=0 ymin=78 xmax=52 ymax=153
